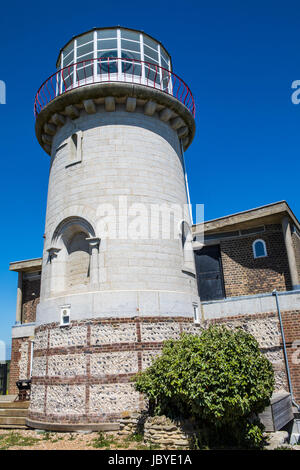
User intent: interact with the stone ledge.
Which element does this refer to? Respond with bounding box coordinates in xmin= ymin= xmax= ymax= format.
xmin=35 ymin=82 xmax=196 ymax=155
xmin=26 ymin=418 xmax=120 ymax=432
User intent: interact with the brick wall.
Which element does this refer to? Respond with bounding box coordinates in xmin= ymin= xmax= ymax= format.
xmin=22 ymin=276 xmax=40 ymax=323
xmin=220 ymin=224 xmax=292 ymax=297
xmin=281 ymin=310 xmax=300 ymax=403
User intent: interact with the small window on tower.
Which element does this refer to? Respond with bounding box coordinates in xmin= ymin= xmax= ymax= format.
xmin=252 ymin=239 xmax=267 ymax=259
xmin=193 ymin=303 xmax=200 ymax=323
xmin=66 ymin=131 xmax=82 ymax=167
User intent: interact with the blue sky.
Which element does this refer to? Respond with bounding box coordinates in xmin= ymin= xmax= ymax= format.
xmin=0 ymin=0 xmax=299 ymax=353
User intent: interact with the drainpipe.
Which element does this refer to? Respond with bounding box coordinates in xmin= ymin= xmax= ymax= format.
xmin=272 ymin=289 xmax=300 ymax=411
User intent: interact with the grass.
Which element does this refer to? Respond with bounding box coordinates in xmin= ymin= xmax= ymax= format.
xmin=90 ymin=431 xmax=161 ymax=450
xmin=90 ymin=432 xmax=119 ymax=449
xmin=0 ymin=432 xmax=40 ymax=450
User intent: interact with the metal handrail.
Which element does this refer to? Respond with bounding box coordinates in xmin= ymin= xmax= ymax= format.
xmin=33 ymin=57 xmax=195 ymax=118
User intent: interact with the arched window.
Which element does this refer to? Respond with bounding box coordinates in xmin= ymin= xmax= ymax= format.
xmin=252 ymin=239 xmax=267 ymax=259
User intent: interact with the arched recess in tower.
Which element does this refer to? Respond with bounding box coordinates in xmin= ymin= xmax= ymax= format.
xmin=48 ymin=216 xmax=96 ymax=294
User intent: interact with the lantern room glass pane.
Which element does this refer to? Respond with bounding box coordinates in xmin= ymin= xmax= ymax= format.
xmin=98 ymin=29 xmax=117 ymax=39
xmin=63 ymin=43 xmax=74 ymax=67
xmin=144 ymin=45 xmax=159 ymax=64
xmin=77 ymin=32 xmax=94 ymax=47
xmin=97 ymin=38 xmax=118 ymax=51
xmin=121 ymin=29 xmax=140 ymax=41
xmin=121 ymin=51 xmax=141 ymax=76
xmin=76 ymin=63 xmax=93 ymax=81
xmin=121 ymin=39 xmax=141 ymax=53
xmin=143 ymin=35 xmax=158 ymax=51
xmin=97 ymin=50 xmax=118 ymax=73
xmin=77 ymin=42 xmax=93 ymax=58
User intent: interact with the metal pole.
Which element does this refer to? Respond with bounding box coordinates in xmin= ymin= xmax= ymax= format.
xmin=180 ymin=140 xmax=193 ymax=225
xmin=273 ymin=289 xmax=300 ymax=411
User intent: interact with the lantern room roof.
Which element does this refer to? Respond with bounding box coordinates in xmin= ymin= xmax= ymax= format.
xmin=56 ymin=26 xmax=172 ymax=69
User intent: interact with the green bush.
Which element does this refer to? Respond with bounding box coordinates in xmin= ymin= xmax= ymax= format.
xmin=134 ymin=326 xmax=275 ymax=448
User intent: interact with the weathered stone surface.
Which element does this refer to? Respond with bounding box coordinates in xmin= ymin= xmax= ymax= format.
xmin=90 ymin=323 xmax=137 ymax=345
xmin=48 ymin=354 xmax=86 ymax=377
xmin=90 ymin=351 xmax=138 ymax=376
xmin=46 ymin=385 xmax=85 ymax=415
xmin=18 ymin=341 xmax=29 ymax=379
xmin=83 ymin=99 xmax=96 ymax=114
xmin=31 ymin=356 xmax=47 ymax=377
xmin=65 ymin=105 xmax=80 ymax=119
xmin=49 ymin=326 xmax=87 ymax=348
xmin=89 ymin=384 xmax=140 ymax=414
xmin=30 ymin=385 xmax=45 ymax=413
xmin=141 ymin=322 xmax=181 ymax=342
xmin=142 ymin=350 xmax=161 ymax=370
xmin=34 ymin=330 xmax=48 ymax=350
xmin=105 ymin=96 xmax=115 ymax=111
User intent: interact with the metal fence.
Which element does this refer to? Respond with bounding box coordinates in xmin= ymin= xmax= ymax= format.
xmin=34 ymin=57 xmax=195 ymax=118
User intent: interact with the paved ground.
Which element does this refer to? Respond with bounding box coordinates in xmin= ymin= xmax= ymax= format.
xmin=0 ymin=428 xmax=299 ymax=450
xmin=0 ymin=429 xmax=154 ymax=450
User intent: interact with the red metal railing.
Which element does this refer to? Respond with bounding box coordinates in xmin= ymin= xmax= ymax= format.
xmin=34 ymin=57 xmax=195 ymax=118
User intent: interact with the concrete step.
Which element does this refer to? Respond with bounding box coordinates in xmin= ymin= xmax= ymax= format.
xmin=0 ymin=395 xmax=17 ymax=402
xmin=0 ymin=417 xmax=27 ymax=426
xmin=0 ymin=401 xmax=29 ymax=409
xmin=0 ymin=409 xmax=28 ymax=417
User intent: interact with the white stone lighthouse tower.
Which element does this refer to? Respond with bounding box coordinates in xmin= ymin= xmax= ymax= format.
xmin=27 ymin=27 xmax=199 ymax=430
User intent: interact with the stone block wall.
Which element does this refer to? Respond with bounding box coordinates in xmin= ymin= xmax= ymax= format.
xmin=220 ymin=224 xmax=292 ymax=297
xmin=27 ymin=316 xmax=194 ymax=428
xmin=27 ymin=306 xmax=300 ymax=429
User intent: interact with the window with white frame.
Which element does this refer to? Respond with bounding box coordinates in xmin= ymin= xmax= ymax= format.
xmin=252 ymin=239 xmax=267 ymax=259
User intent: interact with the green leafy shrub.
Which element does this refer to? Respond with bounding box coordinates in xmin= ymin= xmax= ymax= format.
xmin=134 ymin=326 xmax=274 ymax=448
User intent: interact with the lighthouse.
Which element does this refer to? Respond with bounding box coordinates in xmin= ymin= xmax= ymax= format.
xmin=28 ymin=27 xmax=199 ymax=431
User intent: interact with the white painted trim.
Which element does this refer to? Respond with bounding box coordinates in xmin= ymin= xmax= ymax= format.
xmin=12 ymin=323 xmax=35 ymax=339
